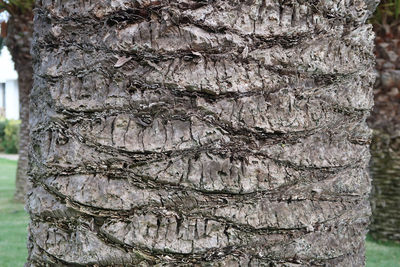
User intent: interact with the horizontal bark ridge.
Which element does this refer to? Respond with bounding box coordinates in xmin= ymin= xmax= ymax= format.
xmin=28 ymin=0 xmax=375 ymax=266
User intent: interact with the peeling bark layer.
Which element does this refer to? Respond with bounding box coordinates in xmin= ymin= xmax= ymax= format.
xmin=28 ymin=0 xmax=375 ymax=266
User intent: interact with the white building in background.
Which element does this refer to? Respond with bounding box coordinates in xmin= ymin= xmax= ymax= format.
xmin=0 ymin=46 xmax=19 ymax=120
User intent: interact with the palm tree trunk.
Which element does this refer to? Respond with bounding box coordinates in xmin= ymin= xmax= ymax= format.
xmin=5 ymin=10 xmax=33 ymax=202
xmin=27 ymin=1 xmax=376 ymax=266
xmin=369 ymin=131 xmax=400 ymax=241
xmin=368 ymin=18 xmax=400 ymax=242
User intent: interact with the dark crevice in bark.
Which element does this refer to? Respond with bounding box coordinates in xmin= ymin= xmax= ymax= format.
xmin=32 ymin=177 xmax=368 ymax=233
xmin=37 ymin=158 xmax=367 ymax=193
xmin=35 ymin=131 xmax=367 ymax=173
xmin=30 ymin=213 xmax=366 ymax=265
xmin=30 ymin=218 xmax=367 ymax=266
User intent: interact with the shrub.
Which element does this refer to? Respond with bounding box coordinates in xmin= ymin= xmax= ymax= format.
xmin=3 ymin=119 xmax=20 ymax=154
xmin=0 ymin=118 xmax=20 ymax=154
xmin=371 ymin=0 xmax=400 ymax=30
xmin=0 ymin=119 xmax=6 ymax=151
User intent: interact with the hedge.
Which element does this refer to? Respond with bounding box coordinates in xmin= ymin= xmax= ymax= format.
xmin=0 ymin=119 xmax=20 ymax=154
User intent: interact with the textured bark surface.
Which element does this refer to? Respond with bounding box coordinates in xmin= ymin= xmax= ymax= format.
xmin=5 ymin=9 xmax=33 ymax=202
xmin=28 ymin=0 xmax=375 ymax=266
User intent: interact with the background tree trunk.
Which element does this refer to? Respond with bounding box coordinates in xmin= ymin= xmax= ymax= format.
xmin=5 ymin=10 xmax=33 ymax=202
xmin=369 ymin=131 xmax=400 ymax=241
xmin=368 ymin=13 xmax=400 ymax=241
xmin=28 ymin=1 xmax=376 ymax=266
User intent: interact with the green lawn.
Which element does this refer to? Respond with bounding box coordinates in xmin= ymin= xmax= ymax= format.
xmin=0 ymin=158 xmax=28 ymax=267
xmin=0 ymin=158 xmax=399 ymax=266
xmin=366 ymin=236 xmax=400 ymax=267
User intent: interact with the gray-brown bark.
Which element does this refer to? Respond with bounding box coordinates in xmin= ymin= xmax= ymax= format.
xmin=28 ymin=1 xmax=376 ymax=266
xmin=5 ymin=9 xmax=33 ymax=202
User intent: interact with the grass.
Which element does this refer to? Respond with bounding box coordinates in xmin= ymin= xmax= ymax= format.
xmin=0 ymin=158 xmax=28 ymax=266
xmin=366 ymin=236 xmax=400 ymax=267
xmin=0 ymin=158 xmax=399 ymax=266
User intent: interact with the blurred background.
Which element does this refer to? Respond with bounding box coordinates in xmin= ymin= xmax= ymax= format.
xmin=0 ymin=0 xmax=400 ymax=266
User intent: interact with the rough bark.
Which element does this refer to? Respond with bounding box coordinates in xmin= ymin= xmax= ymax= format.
xmin=5 ymin=9 xmax=33 ymax=202
xmin=28 ymin=0 xmax=376 ymax=266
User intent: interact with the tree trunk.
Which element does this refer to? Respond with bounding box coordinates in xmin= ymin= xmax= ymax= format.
xmin=27 ymin=1 xmax=376 ymax=266
xmin=5 ymin=10 xmax=33 ymax=202
xmin=369 ymin=131 xmax=400 ymax=241
xmin=368 ymin=19 xmax=400 ymax=242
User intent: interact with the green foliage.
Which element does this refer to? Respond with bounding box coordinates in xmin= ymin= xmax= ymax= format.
xmin=0 ymin=0 xmax=34 ymax=14
xmin=0 ymin=120 xmax=6 ymax=141
xmin=0 ymin=119 xmax=19 ymax=154
xmin=371 ymin=0 xmax=400 ymax=26
xmin=3 ymin=119 xmax=19 ymax=153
